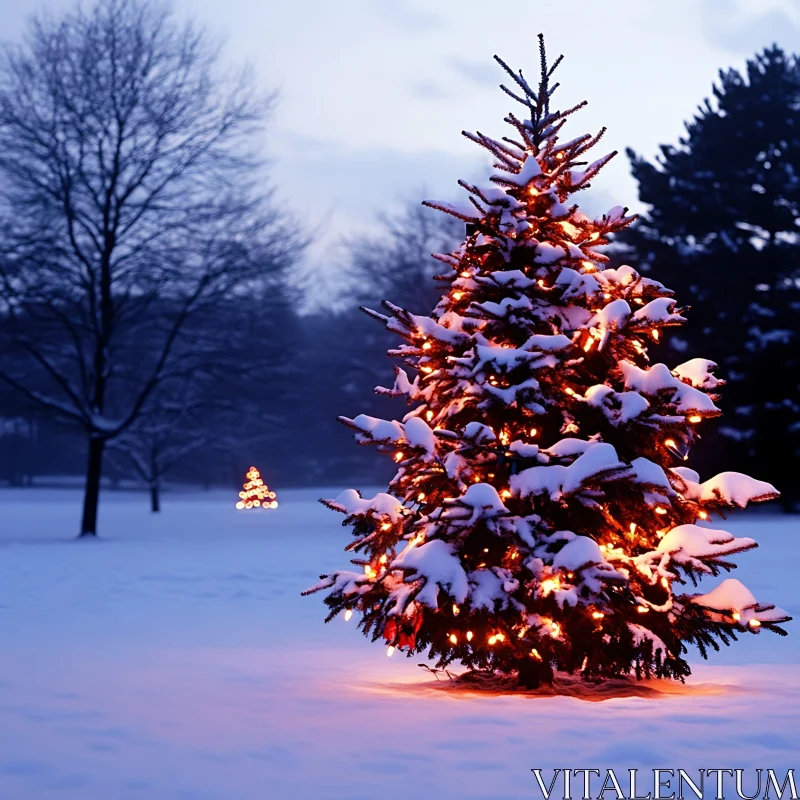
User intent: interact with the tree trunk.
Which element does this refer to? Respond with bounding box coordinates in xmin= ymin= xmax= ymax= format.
xmin=150 ymin=481 xmax=161 ymax=513
xmin=516 ymin=657 xmax=554 ymax=689
xmin=79 ymin=437 xmax=105 ymax=537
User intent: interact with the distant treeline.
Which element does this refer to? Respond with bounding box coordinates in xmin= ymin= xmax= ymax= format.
xmin=0 ymin=0 xmax=797 ymax=530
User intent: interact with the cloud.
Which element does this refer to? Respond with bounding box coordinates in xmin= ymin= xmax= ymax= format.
xmin=269 ymin=134 xmax=481 ymax=248
xmin=408 ymin=80 xmax=451 ymax=100
xmin=370 ymin=0 xmax=445 ymax=33
xmin=448 ymin=56 xmax=501 ymax=88
xmin=699 ymin=0 xmax=800 ymax=54
xmin=271 ymin=135 xmax=482 ymax=308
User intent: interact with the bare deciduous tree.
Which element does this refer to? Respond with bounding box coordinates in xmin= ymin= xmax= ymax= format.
xmin=0 ymin=0 xmax=300 ymax=535
xmin=347 ymin=199 xmax=463 ymax=313
xmin=107 ymin=295 xmax=292 ymax=512
xmin=107 ymin=383 xmax=222 ymax=513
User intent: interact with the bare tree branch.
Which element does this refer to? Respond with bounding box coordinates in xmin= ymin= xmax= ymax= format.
xmin=0 ymin=0 xmax=303 ymax=534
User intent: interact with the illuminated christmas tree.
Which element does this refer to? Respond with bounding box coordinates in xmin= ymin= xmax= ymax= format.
xmin=236 ymin=466 xmax=278 ymax=510
xmin=304 ymin=37 xmax=790 ymax=688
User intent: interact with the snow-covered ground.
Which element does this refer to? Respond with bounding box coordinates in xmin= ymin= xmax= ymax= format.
xmin=0 ymin=487 xmax=798 ymax=799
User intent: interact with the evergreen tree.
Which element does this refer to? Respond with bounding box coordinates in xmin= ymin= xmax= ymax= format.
xmin=623 ymin=45 xmax=800 ymax=510
xmin=236 ymin=466 xmax=277 ymax=510
xmin=305 ymin=38 xmax=789 ymax=688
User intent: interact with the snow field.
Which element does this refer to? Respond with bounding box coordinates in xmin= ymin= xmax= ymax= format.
xmin=0 ymin=487 xmax=798 ymax=799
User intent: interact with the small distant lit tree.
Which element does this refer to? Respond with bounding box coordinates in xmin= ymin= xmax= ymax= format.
xmin=236 ymin=466 xmax=278 ymax=510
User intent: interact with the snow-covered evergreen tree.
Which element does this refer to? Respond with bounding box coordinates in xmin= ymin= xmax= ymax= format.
xmin=304 ymin=38 xmax=790 ymax=688
xmin=623 ymin=45 xmax=800 ymax=510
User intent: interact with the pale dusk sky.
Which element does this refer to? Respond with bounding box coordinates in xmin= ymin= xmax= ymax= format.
xmin=3 ymin=0 xmax=800 ymax=277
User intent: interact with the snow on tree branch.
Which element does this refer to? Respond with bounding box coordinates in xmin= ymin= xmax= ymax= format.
xmin=305 ymin=35 xmax=788 ymax=689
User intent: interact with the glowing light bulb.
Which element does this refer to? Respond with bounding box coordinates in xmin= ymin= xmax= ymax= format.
xmin=488 ymin=635 xmax=497 ymax=645
xmin=500 ymin=489 xmax=511 ymax=499
xmin=630 ymin=523 xmax=637 ymax=535
xmin=529 ymin=187 xmax=539 ymax=196
xmin=452 ymin=604 xmax=460 ymax=616
xmin=449 ymin=633 xmax=458 ymax=645
xmin=541 ymin=577 xmax=560 ymax=596
xmin=381 ymin=522 xmax=392 ymax=531
xmin=425 ymin=410 xmax=434 ymax=421
xmin=749 ymin=619 xmax=761 ymax=628
xmin=344 ymin=609 xmax=353 ymax=621
xmin=379 ymin=554 xmax=388 ymax=564
xmin=688 ymin=415 xmax=702 ymax=423
xmin=561 ymin=221 xmax=579 ymax=237
xmin=565 ymin=387 xmax=575 ymax=396
xmin=655 ymin=507 xmax=668 ymax=515
xmin=387 ymin=646 xmax=395 ymax=657
xmin=422 ymin=341 xmax=432 ymax=350
xmin=661 ymin=577 xmax=669 ymax=589
xmin=466 ymin=631 xmax=473 ymax=641
xmin=495 ymin=633 xmax=506 ymax=642
xmin=530 ymin=648 xmax=542 ymax=660
xmin=592 ymin=611 xmax=604 ymax=619
xmin=637 ymin=606 xmax=649 ymax=614
xmin=550 ymin=622 xmax=560 ymax=636
xmin=421 ymin=366 xmax=433 ymax=374
xmin=394 ymin=452 xmax=403 ymax=462
xmin=460 ymin=271 xmax=470 ymax=278
xmin=583 ymin=338 xmax=595 ymax=352
xmin=698 ymin=511 xmax=709 ymax=520
xmin=417 ymin=492 xmax=425 ymax=502
xmin=664 ymin=438 xmax=677 ymax=449
xmin=452 ymin=292 xmax=463 ymax=301
xmin=652 ymin=330 xmax=660 ymax=341
xmin=732 ymin=611 xmax=741 ymax=621
xmin=590 ymin=232 xmax=600 ymax=241
xmin=603 ymin=292 xmax=612 ymax=299
xmin=582 ymin=260 xmax=595 ymax=271
xmin=529 ymin=428 xmax=538 ymax=437
xmin=537 ymin=279 xmax=545 ymax=287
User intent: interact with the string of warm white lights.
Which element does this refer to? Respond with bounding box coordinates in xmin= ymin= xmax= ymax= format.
xmin=303 ymin=35 xmax=788 ymax=689
xmin=235 ymin=466 xmax=278 ymax=510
